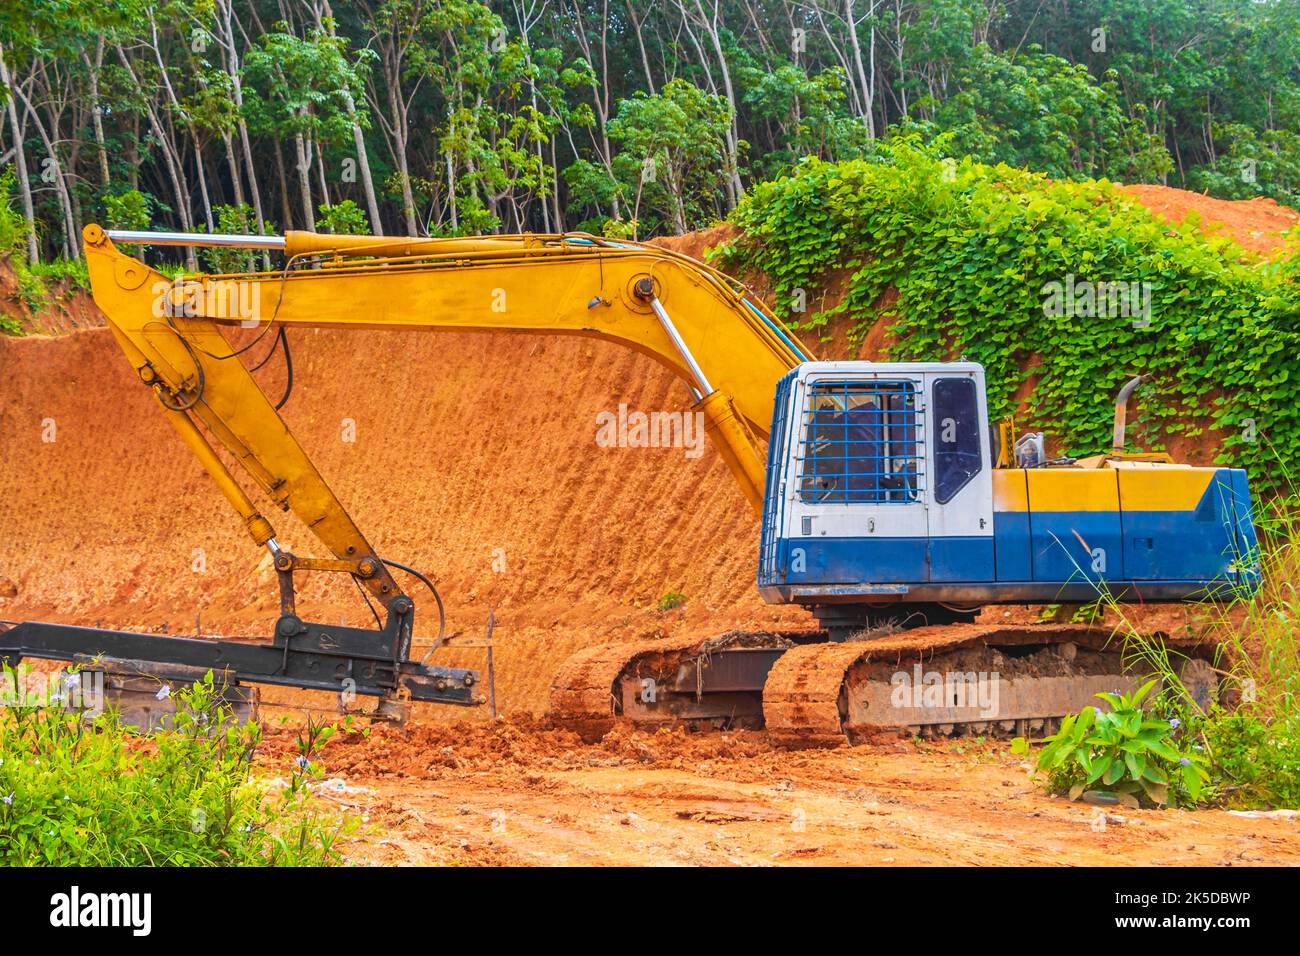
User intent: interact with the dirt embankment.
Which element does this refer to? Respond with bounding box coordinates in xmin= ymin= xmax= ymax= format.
xmin=1120 ymin=185 xmax=1297 ymax=258
xmin=0 ymin=185 xmax=1293 ymax=718
xmin=0 ymin=266 xmax=102 ymax=335
xmin=0 ymin=323 xmax=811 ymax=713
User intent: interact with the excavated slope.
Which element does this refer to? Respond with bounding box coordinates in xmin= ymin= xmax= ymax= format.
xmin=0 ymin=326 xmax=808 ymax=713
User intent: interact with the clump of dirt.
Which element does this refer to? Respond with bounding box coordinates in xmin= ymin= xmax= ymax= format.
xmin=649 ymin=222 xmax=740 ymax=262
xmin=257 ymin=715 xmax=774 ymax=780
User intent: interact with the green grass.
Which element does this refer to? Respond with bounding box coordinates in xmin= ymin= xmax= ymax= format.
xmin=656 ymin=591 xmax=687 ymax=612
xmin=0 ymin=667 xmax=358 ymax=865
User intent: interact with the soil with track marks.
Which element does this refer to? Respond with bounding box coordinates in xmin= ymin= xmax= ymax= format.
xmin=258 ymin=719 xmax=1300 ymax=866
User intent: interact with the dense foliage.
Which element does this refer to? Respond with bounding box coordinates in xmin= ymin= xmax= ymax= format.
xmin=0 ymin=668 xmax=355 ymax=865
xmin=721 ymin=144 xmax=1300 ymax=483
xmin=0 ymin=0 xmax=1295 ymax=266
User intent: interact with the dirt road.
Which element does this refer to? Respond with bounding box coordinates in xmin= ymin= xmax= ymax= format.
xmin=259 ymin=719 xmax=1300 ymax=867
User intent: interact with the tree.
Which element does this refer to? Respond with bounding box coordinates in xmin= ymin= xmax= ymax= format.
xmin=242 ymin=24 xmax=373 ymax=232
xmin=921 ymin=45 xmax=1172 ymax=182
xmin=608 ymin=78 xmax=736 ymax=234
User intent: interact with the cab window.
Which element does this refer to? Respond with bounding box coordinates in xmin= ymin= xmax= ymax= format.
xmin=933 ymin=377 xmax=982 ymax=504
xmin=797 ymin=380 xmax=921 ymax=504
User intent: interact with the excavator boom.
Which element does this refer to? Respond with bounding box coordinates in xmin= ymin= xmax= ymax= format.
xmin=3 ymin=225 xmax=809 ymax=721
xmin=83 ymin=223 xmax=806 ymax=574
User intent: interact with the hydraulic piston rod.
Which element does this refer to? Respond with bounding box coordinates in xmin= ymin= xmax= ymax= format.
xmin=106 ymin=229 xmax=287 ymax=249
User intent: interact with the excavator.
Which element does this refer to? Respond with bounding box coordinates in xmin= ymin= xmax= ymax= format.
xmin=0 ymin=224 xmax=1260 ymax=744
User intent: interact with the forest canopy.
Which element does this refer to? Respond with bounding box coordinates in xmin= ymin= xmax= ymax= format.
xmin=0 ymin=0 xmax=1297 ymax=268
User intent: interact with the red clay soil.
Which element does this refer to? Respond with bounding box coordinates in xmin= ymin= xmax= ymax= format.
xmin=1121 ymin=184 xmax=1298 ymax=258
xmin=256 ymin=719 xmax=1300 ymax=866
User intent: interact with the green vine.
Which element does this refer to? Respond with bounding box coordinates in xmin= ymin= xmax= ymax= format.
xmin=718 ymin=142 xmax=1300 ymax=489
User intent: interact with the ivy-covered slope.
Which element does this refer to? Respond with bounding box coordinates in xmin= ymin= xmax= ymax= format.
xmin=717 ymin=145 xmax=1300 ymax=489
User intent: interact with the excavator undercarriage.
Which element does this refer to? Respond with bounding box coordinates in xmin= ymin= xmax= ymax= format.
xmin=548 ymin=622 xmax=1222 ymax=747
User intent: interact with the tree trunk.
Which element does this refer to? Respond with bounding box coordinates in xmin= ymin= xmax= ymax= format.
xmin=223 ymin=133 xmax=246 ymax=207
xmin=217 ymin=0 xmax=269 ymax=264
xmin=0 ymin=42 xmax=39 ymax=264
xmin=315 ymin=138 xmax=331 ymax=210
xmin=344 ymin=93 xmax=381 ymax=232
xmin=846 ymin=0 xmax=878 ymax=138
xmin=85 ymin=39 xmax=110 ymax=186
xmin=320 ymin=2 xmax=382 ymax=233
xmin=275 ymin=139 xmax=294 ymax=231
xmin=385 ymin=76 xmax=418 ymax=235
xmin=445 ymin=149 xmax=458 ymax=231
xmin=692 ymin=0 xmax=744 ymax=205
xmin=12 ymin=75 xmax=80 ymax=258
xmin=193 ymin=133 xmax=215 ymax=231
xmin=115 ymin=46 xmax=195 ymax=267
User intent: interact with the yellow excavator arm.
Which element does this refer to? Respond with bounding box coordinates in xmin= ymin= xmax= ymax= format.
xmin=81 ymin=225 xmax=809 ymax=605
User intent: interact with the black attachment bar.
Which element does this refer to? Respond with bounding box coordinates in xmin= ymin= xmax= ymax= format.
xmin=0 ymin=599 xmax=480 ymax=707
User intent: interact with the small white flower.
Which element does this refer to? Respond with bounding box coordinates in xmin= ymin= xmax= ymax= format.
xmin=2 ymin=792 xmax=14 ymax=806
xmin=156 ymin=684 xmax=172 ymax=701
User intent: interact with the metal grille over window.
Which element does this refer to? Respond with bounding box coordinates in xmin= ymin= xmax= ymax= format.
xmin=797 ymin=380 xmax=923 ymax=503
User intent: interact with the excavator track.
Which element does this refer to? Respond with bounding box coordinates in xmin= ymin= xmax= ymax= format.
xmin=771 ymin=624 xmax=1123 ymax=746
xmin=550 ymin=624 xmax=1221 ymax=747
xmin=548 ymin=631 xmax=800 ymax=741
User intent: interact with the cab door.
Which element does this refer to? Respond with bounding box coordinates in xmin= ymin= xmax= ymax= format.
xmin=925 ymin=372 xmax=995 ymax=581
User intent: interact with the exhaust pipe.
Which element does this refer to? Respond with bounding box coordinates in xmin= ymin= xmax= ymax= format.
xmin=1111 ymin=375 xmax=1144 ymax=456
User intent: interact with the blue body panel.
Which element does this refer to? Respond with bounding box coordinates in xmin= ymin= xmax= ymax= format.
xmin=930 ymin=536 xmax=995 ymax=582
xmin=1029 ymin=509 xmax=1122 ymax=584
xmin=778 ymin=537 xmax=930 ymax=584
xmin=993 ymin=510 xmax=1032 ymax=581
